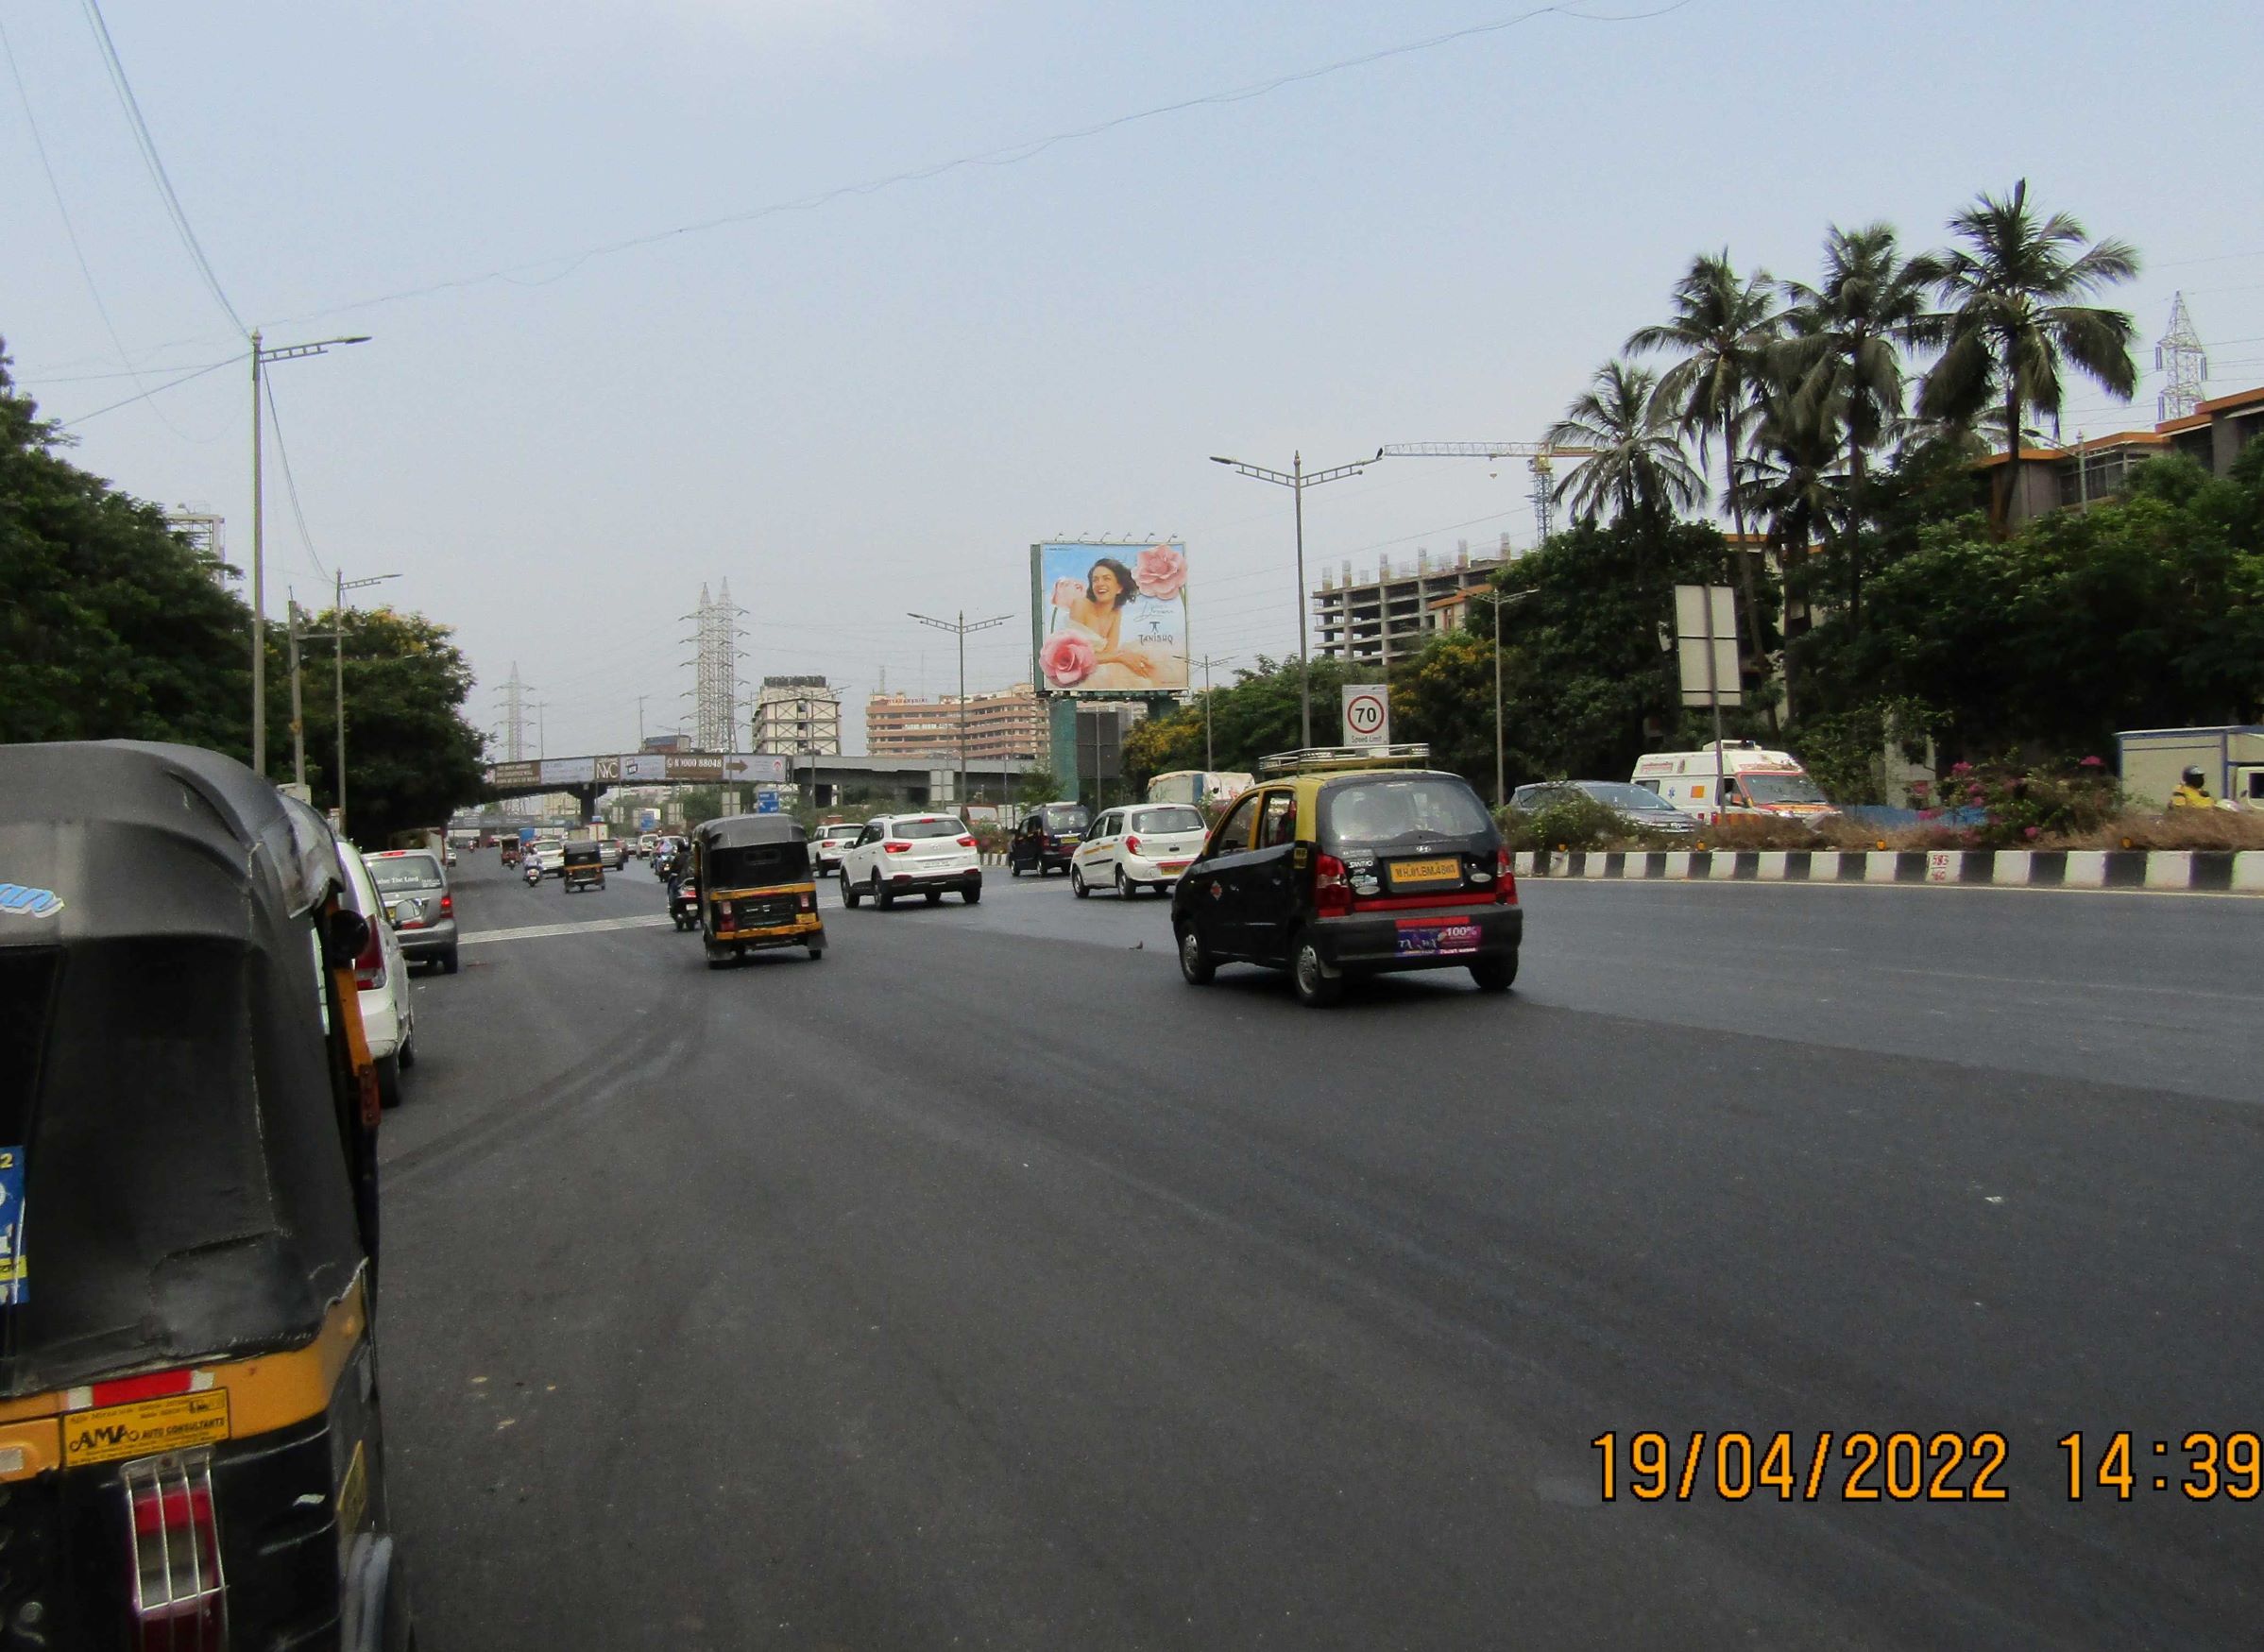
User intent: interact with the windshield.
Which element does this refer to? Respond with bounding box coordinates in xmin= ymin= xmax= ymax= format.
xmin=1130 ymin=807 xmax=1205 ymax=835
xmin=1579 ymin=782 xmax=1680 ymax=812
xmin=367 ymin=853 xmax=444 ymax=890
xmin=894 ymin=819 xmax=967 ymax=840
xmin=1741 ymin=774 xmax=1829 ymax=806
xmin=1321 ymin=778 xmax=1495 ymax=848
xmin=1042 ymin=807 xmax=1089 ymax=831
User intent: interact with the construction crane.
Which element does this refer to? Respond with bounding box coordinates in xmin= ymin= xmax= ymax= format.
xmin=1379 ymin=442 xmax=1600 ymax=543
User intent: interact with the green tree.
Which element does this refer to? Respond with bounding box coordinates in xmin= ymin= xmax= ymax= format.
xmin=1390 ymin=629 xmax=1500 ymax=798
xmin=1543 ymin=360 xmax=1707 ymax=526
xmin=290 ymin=605 xmax=487 ymax=844
xmin=1915 ymin=180 xmax=2140 ymax=534
xmin=1627 ymin=251 xmax=1782 ymax=674
xmin=1 ymin=347 xmax=252 ymax=751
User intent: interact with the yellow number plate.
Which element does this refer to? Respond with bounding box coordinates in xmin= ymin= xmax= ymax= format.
xmin=64 ymin=1390 xmax=230 ymax=1466
xmin=1390 ymin=856 xmax=1460 ymax=886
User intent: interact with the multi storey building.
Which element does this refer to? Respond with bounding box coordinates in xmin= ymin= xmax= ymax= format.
xmin=1313 ymin=540 xmax=1509 ymax=667
xmin=866 ymin=682 xmax=1046 ymax=761
xmin=1980 ymin=382 xmax=2264 ymax=527
xmin=751 ymin=675 xmax=842 ymax=756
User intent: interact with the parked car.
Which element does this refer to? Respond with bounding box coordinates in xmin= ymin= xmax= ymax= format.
xmin=365 ymin=847 xmax=460 ymax=972
xmin=1070 ymin=803 xmax=1211 ymax=897
xmin=1509 ymin=780 xmax=1699 ymax=836
xmin=813 ymin=821 xmax=866 ymax=877
xmin=1007 ymin=801 xmax=1091 ymax=876
xmin=839 ymin=812 xmax=983 ymax=908
xmin=337 ymin=843 xmax=417 ymax=1107
xmin=1172 ymin=757 xmax=1520 ymax=1007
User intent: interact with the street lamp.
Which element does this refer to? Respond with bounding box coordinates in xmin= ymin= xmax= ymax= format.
xmin=1210 ymin=448 xmax=1382 ymax=748
xmin=909 ymin=610 xmax=1013 ymax=809
xmin=250 ymin=331 xmax=369 ymax=775
xmin=1472 ymin=588 xmax=1538 ymax=808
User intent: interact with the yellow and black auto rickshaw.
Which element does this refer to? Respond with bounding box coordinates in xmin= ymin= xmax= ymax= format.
xmin=692 ymin=814 xmax=826 ymax=967
xmin=0 ymin=741 xmax=411 ymax=1649
xmin=561 ymin=838 xmax=604 ymax=893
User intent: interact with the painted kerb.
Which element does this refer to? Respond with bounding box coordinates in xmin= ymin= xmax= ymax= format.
xmin=1513 ymin=848 xmax=2264 ymax=894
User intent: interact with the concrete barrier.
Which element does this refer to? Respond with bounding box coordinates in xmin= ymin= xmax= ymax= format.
xmin=1511 ymin=847 xmax=2263 ymax=894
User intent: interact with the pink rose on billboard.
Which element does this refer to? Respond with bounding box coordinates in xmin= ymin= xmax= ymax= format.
xmin=1133 ymin=543 xmax=1186 ymax=602
xmin=1050 ymin=576 xmax=1082 ymax=610
xmin=1040 ymin=631 xmax=1095 ymax=687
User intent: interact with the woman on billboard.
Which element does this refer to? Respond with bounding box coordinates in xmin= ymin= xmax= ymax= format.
xmin=1040 ymin=545 xmax=1188 ymax=693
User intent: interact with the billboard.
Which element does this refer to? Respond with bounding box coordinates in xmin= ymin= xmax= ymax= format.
xmin=1031 ymin=541 xmax=1189 ymax=695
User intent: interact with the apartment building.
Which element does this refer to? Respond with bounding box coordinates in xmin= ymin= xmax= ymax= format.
xmin=1313 ymin=539 xmax=1509 ymax=667
xmin=865 ymin=682 xmax=1046 ymax=761
xmin=752 ymin=675 xmax=843 ymax=757
xmin=1981 ymin=381 xmax=2264 ymax=526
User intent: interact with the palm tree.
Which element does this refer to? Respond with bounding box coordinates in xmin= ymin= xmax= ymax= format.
xmin=1627 ymin=253 xmax=1781 ymax=697
xmin=1777 ymin=223 xmax=1937 ymax=626
xmin=1739 ymin=377 xmax=1844 ymax=720
xmin=1916 ymin=179 xmax=2139 ymax=534
xmin=1544 ymin=360 xmax=1707 ymax=526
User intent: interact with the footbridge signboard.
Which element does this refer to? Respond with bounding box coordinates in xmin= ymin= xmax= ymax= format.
xmin=487 ymin=752 xmax=789 ymax=794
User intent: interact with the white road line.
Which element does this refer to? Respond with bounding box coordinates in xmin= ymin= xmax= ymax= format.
xmin=460 ymin=914 xmax=673 ymax=946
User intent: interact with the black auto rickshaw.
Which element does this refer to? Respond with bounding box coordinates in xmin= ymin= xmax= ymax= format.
xmin=692 ymin=815 xmax=826 ymax=967
xmin=561 ymin=839 xmax=604 ymax=893
xmin=0 ymin=741 xmax=410 ymax=1648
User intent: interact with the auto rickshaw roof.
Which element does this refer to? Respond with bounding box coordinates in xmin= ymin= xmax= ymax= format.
xmin=696 ymin=813 xmax=808 ymax=850
xmin=561 ymin=840 xmax=604 ymax=862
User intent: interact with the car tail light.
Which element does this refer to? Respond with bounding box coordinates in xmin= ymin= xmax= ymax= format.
xmin=1046 ymin=835 xmax=1060 ymax=849
xmin=1125 ymin=835 xmax=1143 ymax=856
xmin=799 ymin=892 xmax=815 ymax=911
xmin=957 ymin=835 xmax=976 ymax=848
xmin=352 ymin=916 xmax=385 ymax=989
xmin=438 ymin=892 xmax=453 ymax=916
xmin=124 ymin=1452 xmax=227 ymax=1650
xmin=1494 ymin=846 xmax=1518 ymax=905
xmin=883 ymin=842 xmax=910 ymax=854
xmin=1314 ymin=852 xmax=1353 ymax=918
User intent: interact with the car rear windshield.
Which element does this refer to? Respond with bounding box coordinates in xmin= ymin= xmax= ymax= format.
xmin=1041 ymin=807 xmax=1089 ymax=830
xmin=1321 ymin=777 xmax=1495 ymax=849
xmin=367 ymin=853 xmax=444 ymax=890
xmin=1130 ymin=807 xmax=1205 ymax=835
xmin=1743 ymin=774 xmax=1827 ymax=805
xmin=893 ymin=819 xmax=967 ymax=840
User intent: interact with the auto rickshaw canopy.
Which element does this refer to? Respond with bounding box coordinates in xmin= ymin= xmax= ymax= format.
xmin=0 ymin=741 xmax=369 ymax=1396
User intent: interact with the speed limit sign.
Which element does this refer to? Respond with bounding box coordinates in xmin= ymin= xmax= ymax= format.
xmin=1340 ymin=684 xmax=1390 ymax=747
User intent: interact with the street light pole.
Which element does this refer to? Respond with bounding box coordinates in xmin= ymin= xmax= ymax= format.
xmin=1210 ymin=449 xmax=1381 ymax=748
xmin=1477 ymin=588 xmax=1538 ymax=809
xmin=1191 ymin=653 xmax=1234 ymax=772
xmin=306 ymin=571 xmax=400 ymax=833
xmin=247 ymin=331 xmax=369 ymax=776
xmin=910 ymin=609 xmax=1011 ymax=809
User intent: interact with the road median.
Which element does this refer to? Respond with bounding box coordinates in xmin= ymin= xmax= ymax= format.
xmin=1514 ymin=847 xmax=2264 ymax=894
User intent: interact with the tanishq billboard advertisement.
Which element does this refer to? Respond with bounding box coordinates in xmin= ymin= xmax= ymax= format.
xmin=1031 ymin=541 xmax=1189 ymax=695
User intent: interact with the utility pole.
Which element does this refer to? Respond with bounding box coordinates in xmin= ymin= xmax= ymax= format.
xmin=247 ymin=331 xmax=368 ymax=775
xmin=636 ymin=693 xmax=649 ymax=747
xmin=1190 ymin=653 xmax=1235 ymax=772
xmin=305 ymin=571 xmax=399 ymax=833
xmin=1210 ymin=450 xmax=1382 ymax=748
xmin=909 ymin=610 xmax=1012 ymax=809
xmin=286 ymin=595 xmax=307 ymax=787
xmin=1475 ymin=589 xmax=1538 ymax=809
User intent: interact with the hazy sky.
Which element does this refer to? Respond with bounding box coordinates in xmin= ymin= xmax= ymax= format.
xmin=9 ymin=0 xmax=2260 ymax=758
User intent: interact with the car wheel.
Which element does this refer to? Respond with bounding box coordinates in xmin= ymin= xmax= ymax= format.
xmin=397 ymin=1025 xmax=417 ymax=1070
xmin=442 ymin=946 xmax=460 ymax=976
xmin=874 ymin=873 xmax=894 ymax=911
xmin=1009 ymin=856 xmax=1023 ymax=877
xmin=807 ymin=943 xmax=826 ymax=960
xmin=376 ymin=1053 xmax=403 ymax=1111
xmin=962 ymin=884 xmax=981 ymax=904
xmin=1070 ymin=864 xmax=1090 ymax=898
xmin=1291 ymin=934 xmax=1344 ymax=1008
xmin=1176 ymin=924 xmax=1215 ymax=985
xmin=843 ymin=873 xmax=862 ymax=908
xmin=1469 ymin=952 xmax=1519 ymax=993
xmin=1114 ymin=865 xmax=1132 ymax=898
xmin=925 ymin=890 xmax=942 ymax=905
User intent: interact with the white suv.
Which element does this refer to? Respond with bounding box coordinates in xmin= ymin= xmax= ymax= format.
xmin=812 ymin=822 xmax=865 ymax=877
xmin=839 ymin=813 xmax=983 ymax=908
xmin=337 ymin=843 xmax=417 ymax=1108
xmin=1070 ymin=803 xmax=1210 ymax=898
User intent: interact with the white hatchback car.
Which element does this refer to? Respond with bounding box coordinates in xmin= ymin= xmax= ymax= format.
xmin=1069 ymin=803 xmax=1210 ymax=898
xmin=337 ymin=843 xmax=416 ymax=1108
xmin=812 ymin=822 xmax=865 ymax=877
xmin=839 ymin=813 xmax=983 ymax=908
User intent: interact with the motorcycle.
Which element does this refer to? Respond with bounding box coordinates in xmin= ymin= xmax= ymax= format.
xmin=523 ymin=859 xmax=543 ymax=887
xmin=669 ymin=873 xmax=700 ymax=930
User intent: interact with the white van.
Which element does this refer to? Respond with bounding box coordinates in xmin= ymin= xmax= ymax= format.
xmin=1631 ymin=741 xmax=1834 ymax=824
xmin=1147 ymin=770 xmax=1255 ymax=809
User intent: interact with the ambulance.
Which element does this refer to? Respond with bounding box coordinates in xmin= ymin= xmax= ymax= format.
xmin=1630 ymin=741 xmax=1835 ymax=824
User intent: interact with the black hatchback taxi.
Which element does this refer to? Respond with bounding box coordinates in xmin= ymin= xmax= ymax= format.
xmin=1169 ymin=747 xmax=1521 ymax=1006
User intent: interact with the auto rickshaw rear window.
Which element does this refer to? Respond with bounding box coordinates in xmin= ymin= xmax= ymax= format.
xmin=0 ymin=948 xmax=60 ymax=1148
xmin=1322 ymin=777 xmax=1495 ymax=849
xmin=707 ymin=844 xmax=805 ymax=886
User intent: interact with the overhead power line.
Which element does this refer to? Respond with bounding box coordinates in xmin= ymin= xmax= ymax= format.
xmin=261 ymin=375 xmax=328 ymax=580
xmin=58 ymin=353 xmax=241 ymax=428
xmin=77 ymin=0 xmax=247 ymax=337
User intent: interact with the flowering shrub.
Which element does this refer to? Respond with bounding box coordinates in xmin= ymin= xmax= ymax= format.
xmin=1923 ymin=756 xmax=2122 ymax=848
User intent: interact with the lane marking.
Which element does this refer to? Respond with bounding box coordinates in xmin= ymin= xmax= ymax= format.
xmin=460 ymin=914 xmax=673 ymax=946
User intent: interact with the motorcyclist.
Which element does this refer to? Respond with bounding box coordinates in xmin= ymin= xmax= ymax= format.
xmin=2169 ymin=766 xmax=2215 ymax=809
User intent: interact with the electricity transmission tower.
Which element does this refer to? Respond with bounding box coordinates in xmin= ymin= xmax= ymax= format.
xmin=2156 ymin=292 xmax=2208 ymax=422
xmin=686 ymin=582 xmax=747 ymax=750
xmin=497 ymin=664 xmax=532 ymax=761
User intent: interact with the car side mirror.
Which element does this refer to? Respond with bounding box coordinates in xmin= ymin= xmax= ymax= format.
xmin=323 ymin=908 xmax=371 ymax=968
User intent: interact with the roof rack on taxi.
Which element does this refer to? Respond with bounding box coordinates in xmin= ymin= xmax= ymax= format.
xmin=1257 ymin=744 xmax=1431 ymax=775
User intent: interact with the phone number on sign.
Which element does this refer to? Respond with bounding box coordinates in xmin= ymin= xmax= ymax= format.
xmin=1592 ymin=1430 xmax=2009 ymax=1503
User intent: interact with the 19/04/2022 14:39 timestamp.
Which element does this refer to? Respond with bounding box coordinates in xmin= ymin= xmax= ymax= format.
xmin=1593 ymin=1430 xmax=2263 ymax=1502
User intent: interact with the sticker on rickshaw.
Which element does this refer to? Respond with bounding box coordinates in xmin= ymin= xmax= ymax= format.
xmin=0 ymin=883 xmax=63 ymax=919
xmin=0 ymin=1147 xmax=22 ymax=1304
xmin=64 ymin=1389 xmax=230 ymax=1466
xmin=339 ymin=1439 xmax=369 ymax=1534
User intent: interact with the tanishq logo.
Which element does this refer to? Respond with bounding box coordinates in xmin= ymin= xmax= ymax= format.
xmin=0 ymin=883 xmax=63 ymax=919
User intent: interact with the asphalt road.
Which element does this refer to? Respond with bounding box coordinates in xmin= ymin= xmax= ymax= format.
xmin=378 ymin=855 xmax=2264 ymax=1649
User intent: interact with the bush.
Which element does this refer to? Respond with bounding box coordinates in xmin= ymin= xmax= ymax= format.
xmin=1501 ymin=793 xmax=1677 ymax=853
xmin=1919 ymin=756 xmax=2121 ymax=848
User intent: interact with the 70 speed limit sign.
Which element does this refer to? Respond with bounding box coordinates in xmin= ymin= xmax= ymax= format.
xmin=1340 ymin=684 xmax=1390 ymax=747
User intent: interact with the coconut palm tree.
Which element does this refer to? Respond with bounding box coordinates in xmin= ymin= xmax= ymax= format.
xmin=1777 ymin=223 xmax=1938 ymax=625
xmin=1739 ymin=376 xmax=1844 ymax=720
xmin=1915 ymin=179 xmax=2139 ymax=534
xmin=1627 ymin=253 xmax=1781 ymax=695
xmin=1543 ymin=360 xmax=1707 ymax=526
